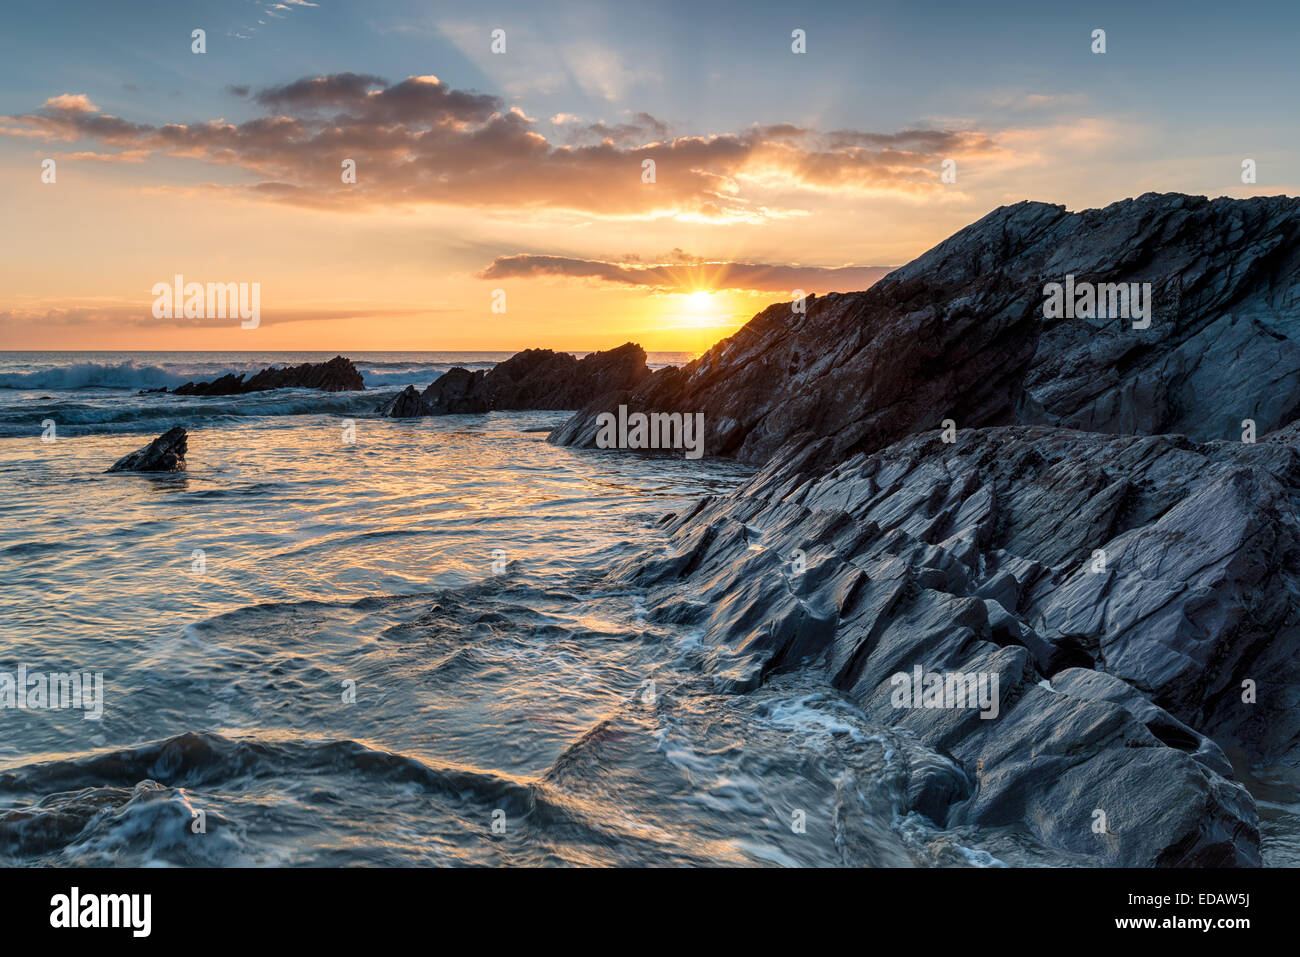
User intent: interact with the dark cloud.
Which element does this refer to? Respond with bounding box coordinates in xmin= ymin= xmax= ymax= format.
xmin=825 ymin=129 xmax=994 ymax=151
xmin=478 ymin=254 xmax=895 ymax=294
xmin=564 ymin=112 xmax=673 ymax=147
xmin=252 ymin=72 xmax=385 ymax=109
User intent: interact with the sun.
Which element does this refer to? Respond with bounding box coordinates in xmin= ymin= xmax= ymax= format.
xmin=663 ymin=288 xmax=743 ymax=336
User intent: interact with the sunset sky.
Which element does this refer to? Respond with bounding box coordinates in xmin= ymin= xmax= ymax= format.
xmin=1 ymin=0 xmax=1296 ymax=352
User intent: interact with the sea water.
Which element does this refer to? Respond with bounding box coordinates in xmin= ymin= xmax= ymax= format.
xmin=2 ymin=352 xmax=1291 ymax=866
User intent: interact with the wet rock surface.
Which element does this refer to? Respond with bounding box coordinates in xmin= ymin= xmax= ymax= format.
xmin=610 ymin=425 xmax=1287 ymax=864
xmin=556 ymin=193 xmax=1300 ymax=865
xmin=420 ymin=367 xmax=488 ymax=414
xmin=106 ymin=425 xmax=188 ymax=472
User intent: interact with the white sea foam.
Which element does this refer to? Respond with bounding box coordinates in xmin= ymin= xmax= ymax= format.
xmin=0 ymin=360 xmax=222 ymax=391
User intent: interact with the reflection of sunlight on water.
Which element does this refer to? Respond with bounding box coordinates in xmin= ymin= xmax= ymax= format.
xmin=0 ymin=410 xmax=754 ymax=776
xmin=0 ymin=410 xmax=752 ymax=655
xmin=7 ymin=408 xmax=1260 ymax=867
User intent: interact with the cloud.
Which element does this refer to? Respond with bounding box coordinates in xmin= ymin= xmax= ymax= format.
xmin=562 ymin=112 xmax=673 ymax=147
xmin=0 ymin=73 xmax=1006 ymax=221
xmin=0 ymin=302 xmax=429 ymax=329
xmin=53 ymin=149 xmax=150 ymax=163
xmin=44 ymin=94 xmax=99 ymax=114
xmin=478 ymin=253 xmax=895 ymax=294
xmin=235 ymin=0 xmax=318 ymax=38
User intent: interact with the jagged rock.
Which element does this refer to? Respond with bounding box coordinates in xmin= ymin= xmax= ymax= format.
xmin=896 ymin=194 xmax=1300 ymax=441
xmin=379 ymin=343 xmax=651 ymax=417
xmin=550 ymin=287 xmax=1040 ymax=467
xmin=106 ymin=426 xmax=188 ymax=472
xmin=550 ymin=193 xmax=1300 ymax=465
xmin=479 ymin=343 xmax=651 ymax=410
xmin=174 ymin=372 xmax=245 ymax=396
xmin=421 ymin=367 xmax=488 ymax=414
xmin=173 ymin=355 xmax=363 ymax=395
xmin=375 ymin=385 xmax=432 ymax=417
xmin=546 ymin=192 xmax=1300 ymax=864
xmin=611 ymin=424 xmax=1281 ymax=864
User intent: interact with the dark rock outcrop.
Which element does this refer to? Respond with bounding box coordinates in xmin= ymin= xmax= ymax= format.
xmin=609 ymin=424 xmax=1287 ymax=864
xmin=552 ymin=193 xmax=1300 ymax=866
xmin=550 ymin=193 xmax=1300 ymax=467
xmin=896 ymin=194 xmax=1300 ymax=441
xmin=375 ymin=385 xmax=432 ymax=417
xmin=551 ymin=287 xmax=1040 ymax=468
xmin=479 ymin=343 xmax=651 ymax=410
xmin=106 ymin=426 xmax=188 ymax=472
xmin=421 ymin=367 xmax=489 ymax=414
xmin=377 ymin=343 xmax=651 ymax=416
xmin=174 ymin=356 xmax=363 ymax=395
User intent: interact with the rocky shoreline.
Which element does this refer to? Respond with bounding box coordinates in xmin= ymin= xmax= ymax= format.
xmin=102 ymin=191 xmax=1299 ymax=865
xmin=546 ymin=192 xmax=1300 ymax=866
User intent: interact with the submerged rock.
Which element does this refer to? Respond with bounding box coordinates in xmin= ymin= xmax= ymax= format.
xmin=106 ymin=426 xmax=188 ymax=472
xmin=173 ymin=355 xmax=363 ymax=395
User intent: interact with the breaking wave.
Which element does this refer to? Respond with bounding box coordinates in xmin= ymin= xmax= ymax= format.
xmin=0 ymin=360 xmax=221 ymax=392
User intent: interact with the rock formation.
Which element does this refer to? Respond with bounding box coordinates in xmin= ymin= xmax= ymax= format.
xmin=106 ymin=426 xmax=188 ymax=472
xmin=550 ymin=192 xmax=1300 ymax=866
xmin=551 ymin=193 xmax=1300 ymax=469
xmin=549 ymin=284 xmax=1042 ymax=468
xmin=173 ymin=355 xmax=363 ymax=395
xmin=377 ymin=342 xmax=652 ymax=416
xmin=899 ymin=194 xmax=1300 ymax=440
xmin=607 ymin=424 xmax=1300 ymax=863
xmin=375 ymin=384 xmax=432 ymax=417
xmin=420 ymin=366 xmax=488 ymax=414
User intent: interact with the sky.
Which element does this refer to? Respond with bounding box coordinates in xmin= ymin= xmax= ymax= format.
xmin=0 ymin=0 xmax=1296 ymax=352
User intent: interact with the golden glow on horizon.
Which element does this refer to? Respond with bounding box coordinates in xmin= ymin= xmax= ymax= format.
xmin=660 ymin=289 xmax=746 ymax=333
xmin=4 ymin=104 xmax=1249 ymax=353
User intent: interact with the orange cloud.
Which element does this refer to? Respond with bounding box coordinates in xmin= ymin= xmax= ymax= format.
xmin=44 ymin=93 xmax=100 ymax=114
xmin=0 ymin=74 xmax=1006 ymax=221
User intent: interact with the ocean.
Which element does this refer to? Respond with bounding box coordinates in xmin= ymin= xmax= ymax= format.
xmin=1 ymin=352 xmax=1291 ymax=867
